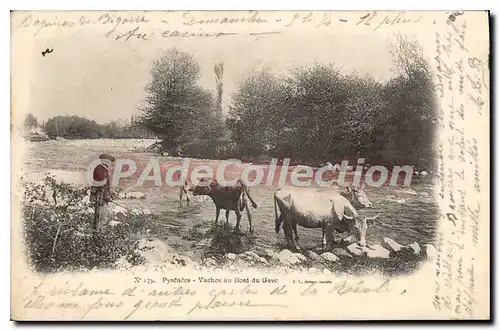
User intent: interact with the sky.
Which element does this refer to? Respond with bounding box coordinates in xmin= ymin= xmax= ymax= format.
xmin=13 ymin=12 xmax=398 ymax=125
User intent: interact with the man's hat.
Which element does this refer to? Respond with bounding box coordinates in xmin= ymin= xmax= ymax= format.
xmin=99 ymin=153 xmax=116 ymax=162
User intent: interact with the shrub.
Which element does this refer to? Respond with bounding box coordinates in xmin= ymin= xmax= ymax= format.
xmin=205 ymin=223 xmax=256 ymax=255
xmin=21 ymin=174 xmax=145 ymax=273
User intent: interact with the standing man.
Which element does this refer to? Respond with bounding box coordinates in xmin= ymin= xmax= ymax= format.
xmin=90 ymin=153 xmax=115 ymax=230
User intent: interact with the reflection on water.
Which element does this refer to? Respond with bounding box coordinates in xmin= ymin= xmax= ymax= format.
xmin=23 ymin=139 xmax=439 ymax=249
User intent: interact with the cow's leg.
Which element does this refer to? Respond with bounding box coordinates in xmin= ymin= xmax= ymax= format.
xmin=282 ymin=218 xmax=291 ymax=246
xmin=324 ymin=225 xmax=335 ymax=252
xmin=244 ymin=206 xmax=253 ymax=234
xmin=179 ymin=187 xmax=184 ymax=206
xmin=214 ymin=207 xmax=220 ymax=229
xmin=225 ymin=210 xmax=230 ymax=224
xmin=293 ymin=220 xmax=299 ymax=241
xmin=282 ymin=216 xmax=289 ymax=239
xmin=286 ymin=219 xmax=300 ymax=252
xmin=234 ymin=208 xmax=242 ymax=233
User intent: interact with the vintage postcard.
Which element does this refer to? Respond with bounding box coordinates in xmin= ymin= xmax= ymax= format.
xmin=11 ymin=10 xmax=490 ymax=320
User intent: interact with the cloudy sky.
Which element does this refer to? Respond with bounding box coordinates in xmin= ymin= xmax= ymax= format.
xmin=13 ymin=11 xmax=400 ymax=124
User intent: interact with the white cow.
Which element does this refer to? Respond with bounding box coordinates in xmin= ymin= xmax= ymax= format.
xmin=274 ymin=187 xmax=380 ymax=251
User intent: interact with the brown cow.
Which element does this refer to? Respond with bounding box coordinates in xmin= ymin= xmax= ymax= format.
xmin=188 ymin=179 xmax=258 ymax=233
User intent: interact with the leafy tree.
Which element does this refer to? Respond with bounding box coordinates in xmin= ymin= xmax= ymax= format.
xmin=383 ymin=34 xmax=437 ymax=167
xmin=226 ymin=36 xmax=436 ymax=169
xmin=138 ymin=48 xmax=216 ymax=152
xmin=214 ymin=62 xmax=224 ymax=120
xmin=44 ymin=116 xmax=100 ymax=139
xmin=227 ymin=68 xmax=290 ymax=156
xmin=24 ymin=113 xmax=38 ymax=130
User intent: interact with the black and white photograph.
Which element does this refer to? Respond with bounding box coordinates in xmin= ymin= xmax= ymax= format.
xmin=10 ymin=10 xmax=490 ymax=321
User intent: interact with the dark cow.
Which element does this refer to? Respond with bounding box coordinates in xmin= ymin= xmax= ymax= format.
xmin=189 ymin=179 xmax=258 ymax=233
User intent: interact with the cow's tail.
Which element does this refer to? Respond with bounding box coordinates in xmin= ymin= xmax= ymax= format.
xmin=242 ymin=184 xmax=258 ymax=209
xmin=274 ymin=194 xmax=282 ymax=234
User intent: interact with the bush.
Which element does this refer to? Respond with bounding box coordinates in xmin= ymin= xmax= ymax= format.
xmin=205 ymin=223 xmax=256 ymax=255
xmin=21 ymin=174 xmax=145 ymax=273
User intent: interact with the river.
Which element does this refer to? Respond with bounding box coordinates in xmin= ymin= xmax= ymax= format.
xmin=20 ymin=139 xmax=439 ymax=253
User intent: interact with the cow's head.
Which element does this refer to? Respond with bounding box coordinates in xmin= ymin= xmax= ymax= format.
xmin=188 ymin=178 xmax=215 ymax=196
xmin=342 ymin=212 xmax=380 ymax=247
xmin=343 ymin=184 xmax=373 ymax=209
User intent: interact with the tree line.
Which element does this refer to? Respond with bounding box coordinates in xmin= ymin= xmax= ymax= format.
xmin=23 ymin=35 xmax=437 ymax=170
xmin=138 ymin=36 xmax=437 ymax=169
xmin=24 ymin=114 xmax=155 ymax=139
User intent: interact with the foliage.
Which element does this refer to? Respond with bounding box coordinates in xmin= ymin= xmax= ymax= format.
xmin=43 ymin=115 xmax=154 ymax=139
xmin=44 ymin=116 xmax=101 ymax=139
xmin=138 ymin=48 xmax=222 ymax=154
xmin=24 ymin=113 xmax=38 ymax=130
xmin=21 ymin=174 xmax=145 ymax=273
xmin=214 ymin=62 xmax=224 ymax=119
xmin=205 ymin=223 xmax=256 ymax=255
xmin=226 ymin=36 xmax=438 ymax=169
xmin=227 ymin=68 xmax=290 ymax=156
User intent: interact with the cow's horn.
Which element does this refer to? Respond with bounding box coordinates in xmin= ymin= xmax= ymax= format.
xmin=365 ymin=213 xmax=381 ymax=221
xmin=341 ymin=213 xmax=354 ymax=220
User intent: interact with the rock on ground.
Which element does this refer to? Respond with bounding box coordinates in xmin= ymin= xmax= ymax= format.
xmin=203 ymin=257 xmax=217 ymax=267
xmin=423 ymin=244 xmax=437 ymax=259
xmin=142 ymin=208 xmax=152 ymax=215
xmin=110 ymin=205 xmax=127 ymax=216
xmin=341 ymin=235 xmax=357 ymax=246
xmin=382 ymin=237 xmax=403 ymax=253
xmin=135 ymin=238 xmax=173 ymax=265
xmin=346 ymin=243 xmax=390 ymax=259
xmin=346 ymin=243 xmax=366 ymax=256
xmin=263 ymin=249 xmax=278 ymax=260
xmin=226 ymin=253 xmax=237 ymax=260
xmin=365 ymin=244 xmax=390 ymax=259
xmin=307 ymin=251 xmax=322 ymax=261
xmin=128 ymin=191 xmax=146 ymax=199
xmin=277 ymin=249 xmax=301 ymax=265
xmin=258 ymin=257 xmax=268 ymax=264
xmin=405 ymin=242 xmax=422 ymax=256
xmin=118 ymin=192 xmax=128 ymax=199
xmin=245 ymin=251 xmax=261 ymax=261
xmin=294 ymin=253 xmax=307 ymax=262
xmin=321 ymin=252 xmax=339 ymax=263
xmin=332 ymin=248 xmax=353 ymax=259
